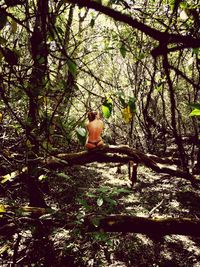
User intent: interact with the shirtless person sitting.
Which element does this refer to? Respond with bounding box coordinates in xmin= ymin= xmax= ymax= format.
xmin=85 ymin=111 xmax=104 ymax=150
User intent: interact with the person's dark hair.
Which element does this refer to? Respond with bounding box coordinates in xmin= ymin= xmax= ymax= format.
xmin=88 ymin=111 xmax=97 ymax=121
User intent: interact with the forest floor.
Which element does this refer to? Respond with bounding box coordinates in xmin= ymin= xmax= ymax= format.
xmin=47 ymin=161 xmax=200 ymax=267
xmin=1 ymin=158 xmax=200 ymax=266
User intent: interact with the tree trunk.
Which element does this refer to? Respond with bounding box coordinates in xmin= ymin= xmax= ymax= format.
xmin=163 ymin=54 xmax=188 ymax=172
xmin=26 ymin=0 xmax=49 ymax=207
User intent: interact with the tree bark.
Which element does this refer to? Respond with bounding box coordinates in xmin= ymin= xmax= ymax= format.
xmin=26 ymin=0 xmax=49 ymax=207
xmin=44 ymin=145 xmax=197 ymax=185
xmin=84 ymin=215 xmax=200 ymax=237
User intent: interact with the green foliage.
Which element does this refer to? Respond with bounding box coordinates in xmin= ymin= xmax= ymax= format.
xmin=66 ymin=58 xmax=77 ymax=78
xmin=102 ymin=97 xmax=113 ymax=119
xmin=128 ymin=97 xmax=136 ymax=114
xmin=118 ymin=92 xmax=136 ymax=123
xmin=76 ymin=127 xmax=87 ymax=145
xmin=192 ymin=48 xmax=199 ymax=56
xmin=119 ymin=42 xmax=126 ymax=58
xmin=190 ymin=109 xmax=200 ymax=117
xmin=78 ymin=186 xmax=131 ymax=214
xmin=189 ymin=103 xmax=200 ymax=117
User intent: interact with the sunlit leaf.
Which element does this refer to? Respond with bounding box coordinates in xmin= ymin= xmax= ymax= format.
xmin=102 ymin=0 xmax=110 ymax=5
xmin=187 ymin=57 xmax=194 ymax=66
xmin=0 ymin=245 xmax=9 ymax=255
xmin=97 ymin=197 xmax=104 ymax=206
xmin=180 ymin=10 xmax=188 ymax=21
xmin=0 ymin=205 xmax=6 ymax=213
xmin=189 ymin=109 xmax=200 ymax=116
xmin=102 ymin=105 xmax=111 ymax=119
xmin=76 ymin=127 xmax=87 ymax=145
xmin=179 ymin=2 xmax=189 ymax=9
xmin=1 ymin=167 xmax=27 ymax=184
xmin=122 ymin=106 xmax=133 ymax=124
xmin=102 ymin=97 xmax=113 ymax=119
xmin=38 ymin=174 xmax=47 ymax=181
xmin=169 ymin=0 xmax=175 ymax=10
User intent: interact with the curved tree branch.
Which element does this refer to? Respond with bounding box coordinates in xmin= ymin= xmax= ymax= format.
xmin=68 ymin=0 xmax=200 ymax=50
xmin=45 ymin=145 xmax=197 ymax=185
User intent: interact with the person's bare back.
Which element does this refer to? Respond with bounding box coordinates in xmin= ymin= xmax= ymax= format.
xmin=85 ymin=111 xmax=104 ymax=150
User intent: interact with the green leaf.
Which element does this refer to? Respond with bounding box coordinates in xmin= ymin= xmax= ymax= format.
xmin=67 ymin=58 xmax=77 ymax=78
xmin=189 ymin=109 xmax=200 ymax=116
xmin=105 ymin=198 xmax=117 ymax=206
xmin=189 ymin=103 xmax=200 ymax=109
xmin=102 ymin=97 xmax=113 ymax=119
xmin=97 ymin=186 xmax=109 ymax=193
xmin=77 ymin=198 xmax=90 ymax=210
xmin=179 ymin=2 xmax=189 ymax=9
xmin=120 ymin=43 xmax=126 ymax=58
xmin=97 ymin=197 xmax=104 ymax=206
xmin=102 ymin=105 xmax=111 ymax=119
xmin=169 ymin=0 xmax=175 ymax=10
xmin=38 ymin=56 xmax=45 ymax=64
xmin=86 ymin=192 xmax=97 ymax=198
xmin=192 ymin=48 xmax=199 ymax=55
xmin=76 ymin=127 xmax=87 ymax=145
xmin=128 ymin=97 xmax=136 ymax=113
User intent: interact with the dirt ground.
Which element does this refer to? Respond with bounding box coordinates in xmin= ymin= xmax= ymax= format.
xmin=69 ymin=162 xmax=200 ymax=267
xmin=1 ymin=161 xmax=200 ymax=266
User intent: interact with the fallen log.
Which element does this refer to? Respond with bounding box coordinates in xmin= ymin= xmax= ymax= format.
xmin=1 ymin=145 xmax=197 ymax=185
xmin=1 ymin=206 xmax=200 ymax=237
xmin=45 ymin=145 xmax=197 ymax=185
xmin=84 ymin=215 xmax=200 ymax=237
